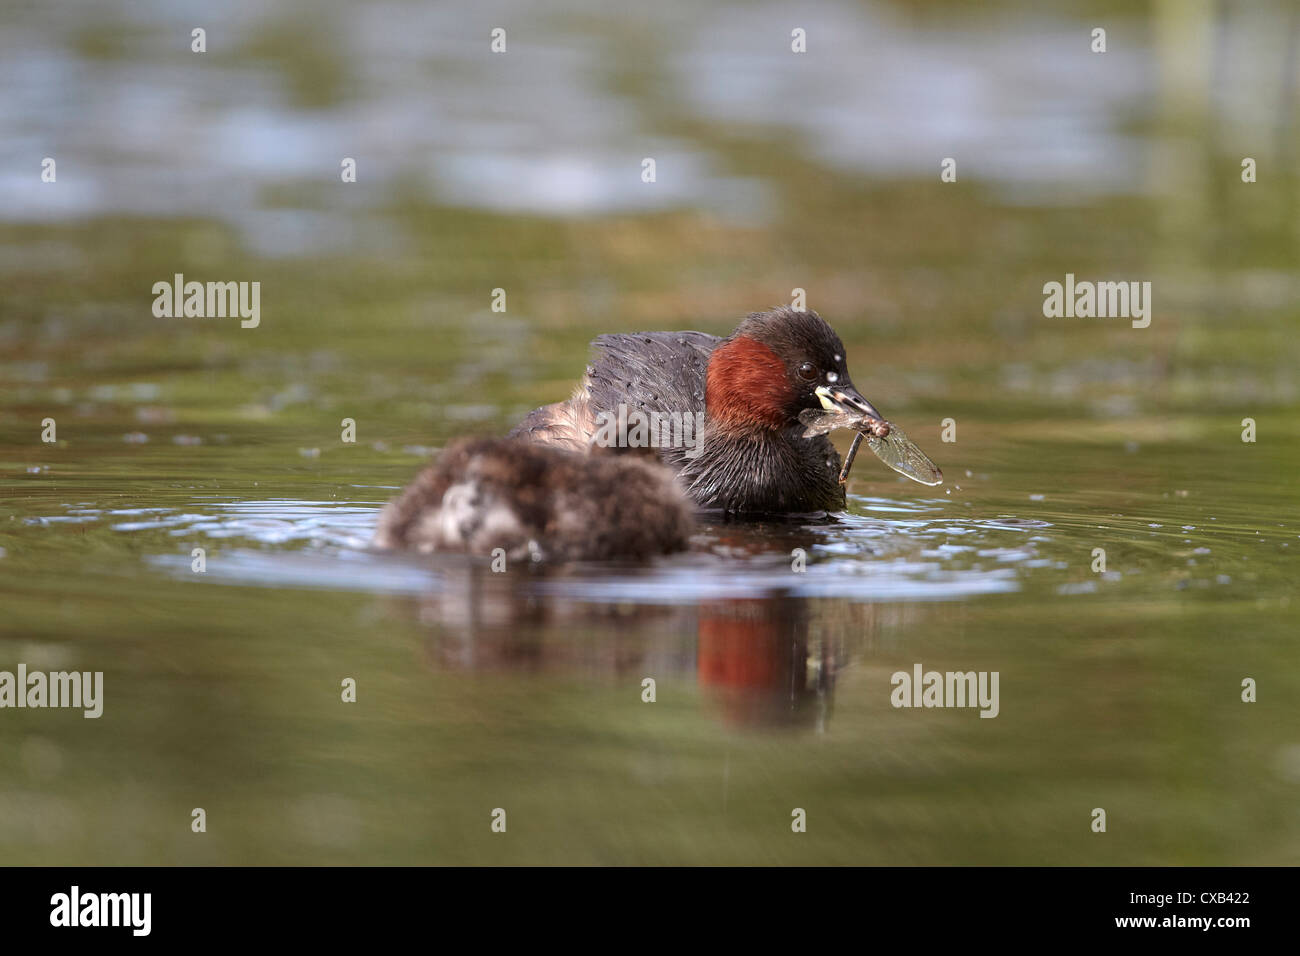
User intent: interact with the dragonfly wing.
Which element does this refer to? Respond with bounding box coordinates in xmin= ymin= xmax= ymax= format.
xmin=797 ymin=408 xmax=856 ymax=438
xmin=865 ymin=424 xmax=944 ymax=486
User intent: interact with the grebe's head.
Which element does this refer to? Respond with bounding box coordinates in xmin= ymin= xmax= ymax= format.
xmin=705 ymin=307 xmax=883 ymax=433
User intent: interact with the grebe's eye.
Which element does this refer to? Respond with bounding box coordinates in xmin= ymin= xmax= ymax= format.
xmin=797 ymin=362 xmax=817 ymax=381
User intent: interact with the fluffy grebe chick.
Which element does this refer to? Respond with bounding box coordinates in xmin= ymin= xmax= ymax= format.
xmin=373 ymin=437 xmax=693 ymax=561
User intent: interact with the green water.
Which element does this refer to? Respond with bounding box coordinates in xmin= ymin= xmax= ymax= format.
xmin=1 ymin=0 xmax=1298 ymax=864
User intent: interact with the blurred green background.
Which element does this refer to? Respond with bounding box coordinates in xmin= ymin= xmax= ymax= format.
xmin=0 ymin=0 xmax=1297 ymax=864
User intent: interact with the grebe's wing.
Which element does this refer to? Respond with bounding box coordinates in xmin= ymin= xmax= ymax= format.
xmin=584 ymin=330 xmax=719 ymax=419
xmin=508 ymin=331 xmax=720 ymax=454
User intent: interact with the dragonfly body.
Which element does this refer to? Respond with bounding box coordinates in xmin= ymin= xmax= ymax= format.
xmin=799 ymin=409 xmax=944 ymax=487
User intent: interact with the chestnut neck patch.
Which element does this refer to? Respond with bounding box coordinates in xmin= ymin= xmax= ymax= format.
xmin=705 ymin=336 xmax=791 ymax=431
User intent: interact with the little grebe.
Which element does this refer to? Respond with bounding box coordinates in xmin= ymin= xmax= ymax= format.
xmin=376 ymin=307 xmax=885 ymax=559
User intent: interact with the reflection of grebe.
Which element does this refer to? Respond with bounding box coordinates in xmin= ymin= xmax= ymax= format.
xmin=374 ymin=308 xmax=889 ymax=560
xmin=698 ymin=597 xmax=836 ymax=731
xmin=400 ymin=574 xmax=853 ymax=731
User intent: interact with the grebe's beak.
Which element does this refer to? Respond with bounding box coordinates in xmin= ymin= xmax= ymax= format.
xmin=815 ymin=384 xmax=884 ymax=422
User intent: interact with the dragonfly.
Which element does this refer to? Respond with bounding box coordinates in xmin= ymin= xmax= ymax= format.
xmin=798 ymin=408 xmax=944 ymax=487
